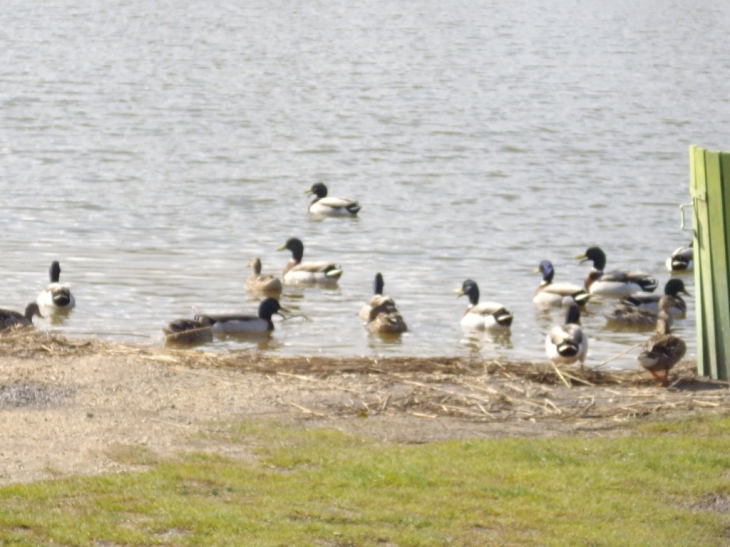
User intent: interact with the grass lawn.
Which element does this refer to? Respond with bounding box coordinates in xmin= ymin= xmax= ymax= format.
xmin=0 ymin=415 xmax=729 ymax=546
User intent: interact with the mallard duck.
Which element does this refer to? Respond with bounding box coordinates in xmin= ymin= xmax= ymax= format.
xmin=665 ymin=243 xmax=693 ymax=272
xmin=455 ymin=279 xmax=513 ymax=330
xmin=361 ymin=277 xmax=407 ymax=334
xmin=245 ymin=257 xmax=283 ymax=295
xmin=605 ymin=303 xmax=659 ymax=327
xmin=195 ymin=297 xmax=286 ymax=333
xmin=366 ymin=303 xmax=408 ymax=334
xmin=276 ymin=237 xmax=343 ymax=285
xmin=0 ymin=303 xmax=43 ymax=331
xmin=575 ymin=247 xmax=657 ymax=296
xmin=359 ymin=273 xmax=397 ymax=322
xmin=637 ymin=298 xmax=686 ymax=386
xmin=619 ymin=278 xmax=690 ymax=317
xmin=545 ymin=302 xmax=588 ymax=369
xmin=37 ymin=261 xmax=75 ymax=311
xmin=533 ymin=260 xmax=591 ymax=307
xmin=163 ymin=318 xmax=214 ymax=347
xmin=305 ymin=183 xmax=361 ymax=216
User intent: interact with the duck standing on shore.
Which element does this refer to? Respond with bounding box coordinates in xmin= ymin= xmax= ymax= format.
xmin=545 ymin=301 xmax=587 ymax=369
xmin=637 ymin=297 xmax=686 ymax=386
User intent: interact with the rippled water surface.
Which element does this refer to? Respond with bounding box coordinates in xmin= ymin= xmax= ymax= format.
xmin=1 ymin=0 xmax=729 ymax=367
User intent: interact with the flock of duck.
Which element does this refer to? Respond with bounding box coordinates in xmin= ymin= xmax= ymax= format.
xmin=0 ymin=183 xmax=695 ymax=387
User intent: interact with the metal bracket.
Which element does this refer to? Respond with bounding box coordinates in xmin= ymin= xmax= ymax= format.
xmin=680 ymin=203 xmax=693 ymax=232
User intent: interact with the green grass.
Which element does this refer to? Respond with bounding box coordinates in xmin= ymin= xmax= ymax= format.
xmin=1 ymin=416 xmax=730 ymax=546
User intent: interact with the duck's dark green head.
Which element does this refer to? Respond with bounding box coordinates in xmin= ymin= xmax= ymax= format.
xmin=49 ymin=261 xmax=61 ymax=283
xmin=536 ymin=260 xmax=555 ymax=283
xmin=664 ymin=278 xmax=691 ymax=297
xmin=306 ymin=183 xmax=328 ymax=199
xmin=259 ymin=297 xmax=287 ymax=321
xmin=565 ymin=302 xmax=580 ymax=325
xmin=455 ymin=279 xmax=480 ymax=306
xmin=374 ymin=273 xmax=384 ymax=295
xmin=276 ymin=238 xmax=304 ymax=262
xmin=575 ymin=247 xmax=606 ymax=270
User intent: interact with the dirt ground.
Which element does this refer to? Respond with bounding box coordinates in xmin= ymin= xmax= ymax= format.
xmin=0 ymin=331 xmax=728 ymax=486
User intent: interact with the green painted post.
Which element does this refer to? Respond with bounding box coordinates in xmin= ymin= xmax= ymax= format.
xmin=690 ymin=145 xmax=730 ymax=380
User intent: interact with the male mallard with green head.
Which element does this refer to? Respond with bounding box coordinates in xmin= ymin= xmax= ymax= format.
xmin=545 ymin=301 xmax=588 ymax=369
xmin=533 ymin=260 xmax=591 ymax=307
xmin=305 ymin=183 xmax=361 ymax=216
xmin=575 ymin=247 xmax=657 ymax=297
xmin=455 ymin=279 xmax=513 ymax=330
xmin=37 ymin=261 xmax=75 ymax=312
xmin=276 ymin=237 xmax=343 ymax=285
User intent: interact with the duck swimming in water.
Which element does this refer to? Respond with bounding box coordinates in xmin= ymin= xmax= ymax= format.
xmin=163 ymin=317 xmax=214 ymax=347
xmin=575 ymin=247 xmax=657 ymax=297
xmin=37 ymin=261 xmax=75 ymax=312
xmin=533 ymin=260 xmax=591 ymax=307
xmin=359 ymin=273 xmax=407 ymax=334
xmin=359 ymin=273 xmax=397 ymax=322
xmin=305 ymin=183 xmax=361 ymax=216
xmin=195 ymin=297 xmax=286 ymax=333
xmin=245 ymin=257 xmax=283 ymax=296
xmin=665 ymin=243 xmax=693 ymax=272
xmin=276 ymin=237 xmax=343 ymax=285
xmin=0 ymin=303 xmax=43 ymax=331
xmin=618 ymin=278 xmax=690 ymax=317
xmin=455 ymin=279 xmax=513 ymax=330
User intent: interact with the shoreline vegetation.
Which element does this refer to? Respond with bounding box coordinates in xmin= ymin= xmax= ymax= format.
xmin=0 ymin=330 xmax=728 ymax=545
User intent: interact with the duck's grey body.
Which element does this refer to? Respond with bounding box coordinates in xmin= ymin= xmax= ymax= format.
xmin=195 ymin=298 xmax=285 ymax=334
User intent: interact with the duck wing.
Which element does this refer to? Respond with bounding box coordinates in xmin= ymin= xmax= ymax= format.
xmin=638 ymin=334 xmax=686 ymax=372
xmin=600 ymin=270 xmax=657 ymax=292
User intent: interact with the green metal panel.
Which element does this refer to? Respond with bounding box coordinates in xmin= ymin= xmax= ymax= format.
xmin=705 ymin=151 xmax=729 ymax=380
xmin=691 ymin=146 xmax=715 ymax=377
xmin=690 ymin=147 xmax=706 ymax=376
xmin=691 ymin=145 xmax=730 ymax=380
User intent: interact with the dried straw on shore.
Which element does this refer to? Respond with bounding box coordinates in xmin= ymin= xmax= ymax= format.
xmin=0 ymin=330 xmax=727 ymax=425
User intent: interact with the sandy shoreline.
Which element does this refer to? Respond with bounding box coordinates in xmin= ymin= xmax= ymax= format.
xmin=0 ymin=331 xmax=727 ymax=486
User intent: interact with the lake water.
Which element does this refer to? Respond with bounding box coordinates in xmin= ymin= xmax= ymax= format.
xmin=1 ymin=0 xmax=729 ymax=367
